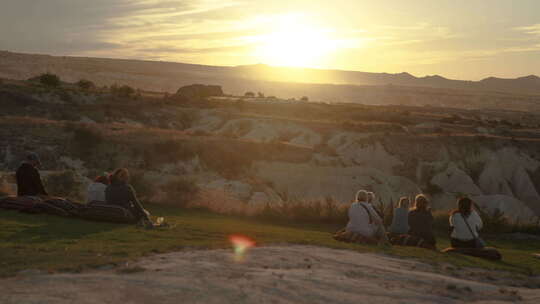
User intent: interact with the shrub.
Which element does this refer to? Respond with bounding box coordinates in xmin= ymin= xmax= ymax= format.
xmin=38 ymin=73 xmax=61 ymax=87
xmin=129 ymin=170 xmax=155 ymax=200
xmin=44 ymin=170 xmax=82 ymax=199
xmin=77 ymin=79 xmax=96 ymax=91
xmin=300 ymin=96 xmax=309 ymax=102
xmin=110 ymin=84 xmax=135 ymax=98
xmin=257 ymin=92 xmax=265 ymax=98
xmin=244 ymin=91 xmax=255 ymax=98
xmin=159 ymin=178 xmax=200 ymax=207
xmin=71 ymin=126 xmax=104 ymax=153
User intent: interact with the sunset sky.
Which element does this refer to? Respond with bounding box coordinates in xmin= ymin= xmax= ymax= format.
xmin=1 ymin=0 xmax=540 ymax=80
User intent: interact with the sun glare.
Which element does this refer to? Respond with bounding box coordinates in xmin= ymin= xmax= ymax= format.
xmin=254 ymin=17 xmax=336 ymax=68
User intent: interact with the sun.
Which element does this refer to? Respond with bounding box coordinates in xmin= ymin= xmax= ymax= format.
xmin=254 ymin=17 xmax=335 ymax=68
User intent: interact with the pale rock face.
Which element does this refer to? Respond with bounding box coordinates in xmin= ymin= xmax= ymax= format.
xmin=431 ymin=163 xmax=482 ymax=196
xmin=242 ymin=122 xmax=280 ymax=142
xmin=339 ymin=142 xmax=402 ymax=173
xmin=510 ymin=166 xmax=540 ymax=214
xmin=204 ymin=179 xmax=253 ymax=201
xmin=478 ymin=159 xmax=514 ymax=196
xmin=289 ymin=131 xmax=322 ymax=148
xmin=187 ymin=110 xmax=224 ymax=132
xmin=311 ymin=153 xmax=342 ymax=167
xmin=58 ymin=156 xmax=87 ymax=175
xmin=254 ymin=161 xmax=418 ymax=204
xmin=471 ymin=194 xmax=537 ymax=223
xmin=158 ymin=157 xmax=201 ymax=175
xmin=79 ymin=116 xmax=96 ymax=124
xmin=119 ymin=118 xmax=143 ymax=128
xmin=249 ymin=192 xmax=270 ymax=206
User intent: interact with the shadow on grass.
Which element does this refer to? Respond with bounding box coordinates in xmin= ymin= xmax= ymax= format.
xmin=0 ymin=210 xmax=124 ymax=243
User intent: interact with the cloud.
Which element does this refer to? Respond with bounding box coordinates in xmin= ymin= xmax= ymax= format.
xmin=514 ymin=24 xmax=540 ymax=36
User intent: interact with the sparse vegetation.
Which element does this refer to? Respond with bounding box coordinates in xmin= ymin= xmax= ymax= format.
xmin=44 ymin=170 xmax=82 ymax=199
xmin=159 ymin=178 xmax=200 ymax=207
xmin=110 ymin=84 xmax=135 ymax=98
xmin=77 ymin=79 xmax=96 ymax=91
xmin=37 ymin=73 xmax=61 ymax=87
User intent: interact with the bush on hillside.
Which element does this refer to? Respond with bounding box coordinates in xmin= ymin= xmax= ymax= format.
xmin=77 ymin=79 xmax=96 ymax=91
xmin=244 ymin=91 xmax=255 ymax=98
xmin=38 ymin=73 xmax=61 ymax=87
xmin=110 ymin=84 xmax=135 ymax=98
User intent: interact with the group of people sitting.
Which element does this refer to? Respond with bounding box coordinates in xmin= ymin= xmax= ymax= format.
xmin=15 ymin=152 xmax=153 ymax=226
xmin=338 ymin=189 xmax=484 ymax=250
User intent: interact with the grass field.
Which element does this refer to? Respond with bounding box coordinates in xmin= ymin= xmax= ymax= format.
xmin=1 ymin=204 xmax=540 ymax=278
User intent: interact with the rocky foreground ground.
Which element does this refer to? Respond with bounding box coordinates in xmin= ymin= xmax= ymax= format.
xmin=2 ymin=245 xmax=539 ymax=304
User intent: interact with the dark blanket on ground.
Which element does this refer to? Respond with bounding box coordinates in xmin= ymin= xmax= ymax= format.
xmin=442 ymin=247 xmax=502 ymax=261
xmin=0 ymin=196 xmax=135 ymax=224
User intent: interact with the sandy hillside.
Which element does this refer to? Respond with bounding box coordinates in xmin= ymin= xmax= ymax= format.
xmin=2 ymin=245 xmax=539 ymax=304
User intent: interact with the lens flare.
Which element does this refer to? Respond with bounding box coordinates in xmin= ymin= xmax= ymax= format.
xmin=229 ymin=235 xmax=255 ymax=262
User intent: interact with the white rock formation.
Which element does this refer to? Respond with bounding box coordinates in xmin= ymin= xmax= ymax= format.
xmin=472 ymin=194 xmax=537 ymax=223
xmin=431 ymin=163 xmax=482 ymax=196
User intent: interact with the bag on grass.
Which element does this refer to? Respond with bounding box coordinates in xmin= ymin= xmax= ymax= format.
xmin=78 ymin=202 xmax=136 ymax=223
xmin=442 ymin=247 xmax=502 ymax=261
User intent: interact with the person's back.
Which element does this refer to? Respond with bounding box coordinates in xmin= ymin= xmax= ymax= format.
xmin=346 ymin=201 xmax=376 ymax=237
xmin=408 ymin=209 xmax=433 ymax=238
xmin=389 ymin=207 xmax=409 ymax=234
xmin=408 ymin=194 xmax=435 ymax=245
xmin=105 ymin=181 xmax=136 ymax=209
xmin=87 ymin=182 xmax=107 ymax=203
xmin=449 ymin=197 xmax=483 ymax=248
xmin=450 ymin=211 xmax=482 ymax=246
xmin=16 ymin=155 xmax=48 ymax=197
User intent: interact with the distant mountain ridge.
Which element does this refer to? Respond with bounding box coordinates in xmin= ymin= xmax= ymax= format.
xmin=0 ymin=50 xmax=539 ymax=95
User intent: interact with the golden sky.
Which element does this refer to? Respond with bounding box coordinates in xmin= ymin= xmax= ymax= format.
xmin=2 ymin=0 xmax=540 ymax=80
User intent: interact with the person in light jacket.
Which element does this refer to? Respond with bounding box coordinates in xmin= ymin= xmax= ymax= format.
xmin=346 ymin=190 xmax=388 ymax=244
xmin=86 ymin=174 xmax=110 ymax=203
xmin=449 ymin=197 xmax=483 ymax=248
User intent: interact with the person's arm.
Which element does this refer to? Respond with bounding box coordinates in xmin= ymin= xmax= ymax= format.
xmin=473 ymin=211 xmax=483 ymax=231
xmin=34 ymin=170 xmax=48 ymax=196
xmin=128 ymin=185 xmax=147 ymax=218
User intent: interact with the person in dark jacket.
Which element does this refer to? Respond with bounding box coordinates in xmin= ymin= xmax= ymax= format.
xmin=408 ymin=194 xmax=436 ymax=246
xmin=16 ymin=152 xmax=48 ymax=197
xmin=105 ymin=168 xmax=151 ymax=225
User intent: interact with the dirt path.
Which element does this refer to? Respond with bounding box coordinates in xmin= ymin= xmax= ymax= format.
xmin=2 ymin=245 xmax=539 ymax=304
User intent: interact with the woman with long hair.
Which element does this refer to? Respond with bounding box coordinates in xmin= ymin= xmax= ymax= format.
xmin=389 ymin=197 xmax=410 ymax=235
xmin=408 ymin=194 xmax=436 ymax=246
xmin=449 ymin=197 xmax=483 ymax=248
xmin=105 ymin=168 xmax=152 ymax=226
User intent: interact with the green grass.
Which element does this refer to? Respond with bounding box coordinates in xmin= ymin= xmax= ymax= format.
xmin=1 ymin=204 xmax=539 ymax=277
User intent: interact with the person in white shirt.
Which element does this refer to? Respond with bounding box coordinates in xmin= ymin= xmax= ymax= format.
xmin=449 ymin=197 xmax=483 ymax=248
xmin=86 ymin=174 xmax=110 ymax=203
xmin=346 ymin=190 xmax=389 ymax=244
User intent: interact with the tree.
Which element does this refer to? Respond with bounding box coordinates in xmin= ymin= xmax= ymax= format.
xmin=244 ymin=91 xmax=255 ymax=98
xmin=77 ymin=79 xmax=96 ymax=91
xmin=38 ymin=73 xmax=60 ymax=87
xmin=257 ymin=92 xmax=265 ymax=98
xmin=301 ymin=96 xmax=309 ymax=102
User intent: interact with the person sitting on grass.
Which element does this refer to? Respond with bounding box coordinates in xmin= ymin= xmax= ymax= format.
xmin=408 ymin=194 xmax=436 ymax=247
xmin=449 ymin=197 xmax=483 ymax=248
xmin=16 ymin=152 xmax=48 ymax=198
xmin=344 ymin=190 xmax=389 ymax=245
xmin=389 ymin=197 xmax=410 ymax=235
xmin=105 ymin=168 xmax=152 ymax=227
xmin=86 ymin=174 xmax=110 ymax=203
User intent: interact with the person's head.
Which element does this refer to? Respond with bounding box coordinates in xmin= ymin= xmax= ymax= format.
xmin=456 ymin=197 xmax=473 ymax=217
xmin=26 ymin=152 xmax=41 ymax=167
xmin=94 ymin=174 xmax=110 ymax=186
xmin=398 ymin=197 xmax=410 ymax=209
xmin=356 ymin=190 xmax=368 ymax=202
xmin=367 ymin=192 xmax=375 ymax=204
xmin=414 ymin=194 xmax=429 ymax=211
xmin=111 ymin=168 xmax=130 ymax=183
